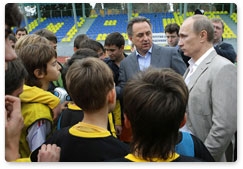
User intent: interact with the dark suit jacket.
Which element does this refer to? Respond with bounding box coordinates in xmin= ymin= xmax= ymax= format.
xmin=178 ymin=48 xmax=190 ymax=67
xmin=214 ymin=41 xmax=236 ymax=63
xmin=116 ymin=43 xmax=187 ymax=99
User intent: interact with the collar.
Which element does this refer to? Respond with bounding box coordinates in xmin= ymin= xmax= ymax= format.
xmin=69 ymin=122 xmax=111 ymax=138
xmin=214 ymin=37 xmax=223 ymax=46
xmin=125 ymin=153 xmax=180 ymax=162
xmin=189 ymin=47 xmax=214 ymax=68
xmin=67 ymin=102 xmax=82 ymax=110
xmin=136 ymin=47 xmax=152 ymax=57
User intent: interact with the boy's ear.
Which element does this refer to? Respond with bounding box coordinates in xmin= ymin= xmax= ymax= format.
xmin=120 ymin=45 xmax=125 ymax=50
xmin=107 ymin=88 xmax=116 ymax=104
xmin=34 ymin=68 xmax=44 ymax=79
xmin=73 ymin=47 xmax=77 ymax=52
xmin=128 ymin=36 xmax=133 ymax=42
xmin=124 ymin=113 xmax=131 ymax=128
xmin=179 ymin=113 xmax=187 ymax=128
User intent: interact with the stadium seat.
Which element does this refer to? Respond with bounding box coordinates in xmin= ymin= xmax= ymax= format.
xmin=124 ymin=45 xmax=131 ymax=51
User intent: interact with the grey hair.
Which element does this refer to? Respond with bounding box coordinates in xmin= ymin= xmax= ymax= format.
xmin=191 ymin=15 xmax=214 ymax=43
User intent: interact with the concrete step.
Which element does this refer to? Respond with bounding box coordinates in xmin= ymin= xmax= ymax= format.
xmin=220 ymin=14 xmax=237 ymax=35
xmin=57 ymin=17 xmax=95 ymax=57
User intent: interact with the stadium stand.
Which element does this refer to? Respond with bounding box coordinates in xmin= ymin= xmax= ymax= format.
xmin=15 ymin=9 xmax=237 ymax=59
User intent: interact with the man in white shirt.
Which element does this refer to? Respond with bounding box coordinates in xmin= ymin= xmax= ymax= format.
xmin=178 ymin=15 xmax=237 ymax=162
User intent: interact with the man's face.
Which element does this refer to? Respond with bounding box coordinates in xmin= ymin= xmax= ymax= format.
xmin=165 ymin=32 xmax=179 ymax=47
xmin=178 ymin=18 xmax=201 ymax=59
xmin=129 ymin=21 xmax=153 ymax=56
xmin=104 ymin=45 xmax=124 ymax=62
xmin=15 ymin=30 xmax=27 ymax=40
xmin=212 ymin=21 xmax=223 ymax=42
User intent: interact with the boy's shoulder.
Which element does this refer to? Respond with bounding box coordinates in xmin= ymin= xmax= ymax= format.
xmin=173 ymin=155 xmax=204 ymax=162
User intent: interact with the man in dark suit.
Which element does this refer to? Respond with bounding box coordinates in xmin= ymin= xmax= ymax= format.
xmin=115 ymin=16 xmax=186 ymax=143
xmin=211 ymin=18 xmax=237 ymax=63
xmin=116 ymin=16 xmax=187 ymax=100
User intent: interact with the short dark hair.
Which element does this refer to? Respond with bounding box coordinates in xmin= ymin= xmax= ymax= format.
xmin=165 ymin=23 xmax=180 ymax=35
xmin=15 ymin=27 xmax=28 ymax=35
xmin=5 ymin=3 xmax=23 ymax=28
xmin=34 ymin=28 xmax=57 ymax=43
xmin=5 ymin=3 xmax=23 ymax=38
xmin=5 ymin=58 xmax=28 ymax=95
xmin=79 ymin=39 xmax=105 ymax=52
xmin=127 ymin=16 xmax=152 ymax=37
xmin=104 ymin=32 xmax=125 ymax=48
xmin=8 ymin=34 xmax=17 ymax=43
xmin=194 ymin=9 xmax=204 ymax=15
xmin=123 ymin=67 xmax=188 ymax=161
xmin=74 ymin=34 xmax=89 ymax=49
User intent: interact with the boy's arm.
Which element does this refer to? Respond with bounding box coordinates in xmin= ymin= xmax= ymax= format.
xmin=113 ymin=100 xmax=122 ymax=136
xmin=5 ymin=95 xmax=23 ymax=161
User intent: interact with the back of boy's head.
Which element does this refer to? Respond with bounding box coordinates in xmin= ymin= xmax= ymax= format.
xmin=62 ymin=48 xmax=99 ymax=91
xmin=66 ymin=57 xmax=114 ymax=112
xmin=74 ymin=34 xmax=89 ymax=49
xmin=68 ymin=48 xmax=98 ymax=66
xmin=79 ymin=39 xmax=104 ymax=52
xmin=5 ymin=3 xmax=23 ymax=28
xmin=34 ymin=28 xmax=57 ymax=43
xmin=18 ymin=43 xmax=56 ymax=88
xmin=123 ymin=67 xmax=188 ymax=160
xmin=5 ymin=57 xmax=28 ymax=95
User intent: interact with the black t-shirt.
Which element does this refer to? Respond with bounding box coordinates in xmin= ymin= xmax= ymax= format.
xmin=31 ymin=126 xmax=129 ymax=162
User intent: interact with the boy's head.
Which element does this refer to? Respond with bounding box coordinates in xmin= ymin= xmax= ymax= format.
xmin=68 ymin=48 xmax=99 ymax=66
xmin=73 ymin=34 xmax=89 ymax=51
xmin=34 ymin=28 xmax=58 ymax=51
xmin=66 ymin=57 xmax=115 ymax=112
xmin=5 ymin=3 xmax=23 ymax=64
xmin=5 ymin=58 xmax=28 ymax=97
xmin=79 ymin=39 xmax=105 ymax=59
xmin=104 ymin=32 xmax=125 ymax=61
xmin=164 ymin=23 xmax=180 ymax=47
xmin=15 ymin=34 xmax=50 ymax=55
xmin=18 ymin=43 xmax=60 ymax=88
xmin=62 ymin=48 xmax=98 ymax=91
xmin=5 ymin=3 xmax=23 ymax=30
xmin=123 ymin=67 xmax=188 ymax=160
xmin=8 ymin=34 xmax=17 ymax=49
xmin=15 ymin=27 xmax=28 ymax=40
xmin=104 ymin=32 xmax=125 ymax=48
